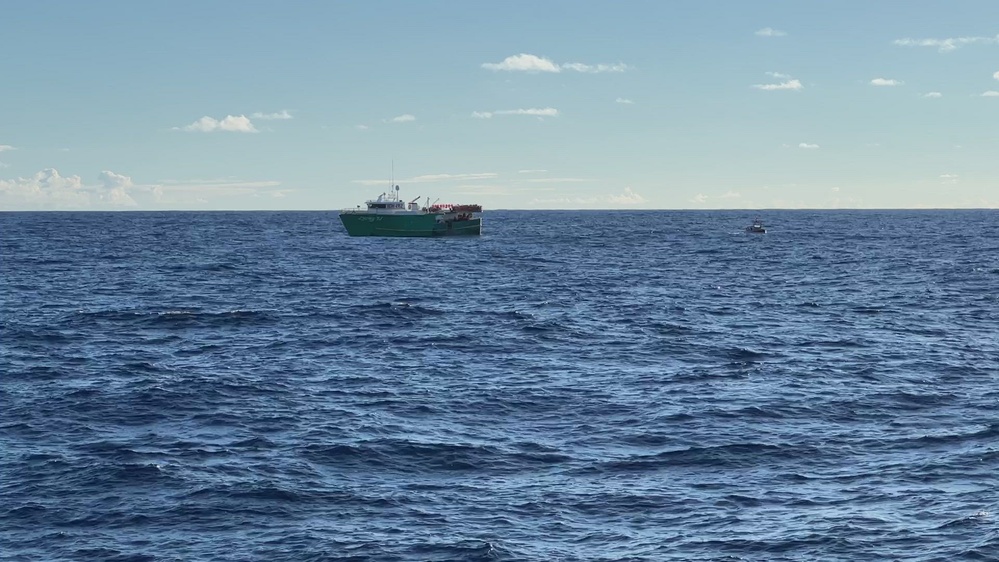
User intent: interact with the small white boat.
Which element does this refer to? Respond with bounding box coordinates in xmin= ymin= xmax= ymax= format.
xmin=746 ymin=218 xmax=766 ymax=233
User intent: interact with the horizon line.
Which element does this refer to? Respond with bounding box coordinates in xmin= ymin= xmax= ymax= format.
xmin=1 ymin=207 xmax=995 ymax=213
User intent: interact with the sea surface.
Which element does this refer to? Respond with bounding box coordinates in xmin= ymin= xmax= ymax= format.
xmin=1 ymin=209 xmax=997 ymax=561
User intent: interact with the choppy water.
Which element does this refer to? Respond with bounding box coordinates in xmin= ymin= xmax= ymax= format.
xmin=1 ymin=209 xmax=998 ymax=561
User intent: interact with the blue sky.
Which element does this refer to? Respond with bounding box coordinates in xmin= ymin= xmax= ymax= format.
xmin=1 ymin=0 xmax=997 ymax=210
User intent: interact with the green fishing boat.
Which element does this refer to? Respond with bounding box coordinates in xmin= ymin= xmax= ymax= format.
xmin=339 ymin=185 xmax=482 ymax=237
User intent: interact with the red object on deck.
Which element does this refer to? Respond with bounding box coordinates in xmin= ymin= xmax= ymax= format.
xmin=429 ymin=203 xmax=481 ymax=213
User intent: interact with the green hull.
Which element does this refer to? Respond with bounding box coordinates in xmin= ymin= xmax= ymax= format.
xmin=339 ymin=213 xmax=481 ymax=237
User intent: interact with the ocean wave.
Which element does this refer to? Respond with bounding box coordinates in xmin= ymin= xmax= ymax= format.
xmin=63 ymin=308 xmax=281 ymax=329
xmin=580 ymin=442 xmax=825 ymax=473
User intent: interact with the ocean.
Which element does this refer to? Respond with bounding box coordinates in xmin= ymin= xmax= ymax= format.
xmin=1 ymin=209 xmax=997 ymax=561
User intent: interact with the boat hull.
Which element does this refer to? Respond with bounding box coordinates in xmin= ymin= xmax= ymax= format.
xmin=339 ymin=213 xmax=481 ymax=237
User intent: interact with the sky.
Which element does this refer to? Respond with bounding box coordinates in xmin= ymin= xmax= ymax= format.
xmin=1 ymin=0 xmax=998 ymax=211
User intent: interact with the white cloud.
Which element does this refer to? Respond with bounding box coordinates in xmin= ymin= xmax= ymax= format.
xmin=923 ymin=92 xmax=943 ymax=98
xmin=99 ymin=170 xmax=133 ymax=189
xmin=690 ymin=193 xmax=708 ymax=204
xmin=754 ymin=79 xmax=803 ymax=91
xmin=608 ymin=187 xmax=645 ymax=204
xmin=766 ymin=71 xmax=791 ymax=79
xmin=994 ymin=71 xmax=999 ymax=80
xmin=474 ymin=107 xmax=559 ymax=118
xmin=99 ymin=170 xmax=137 ymax=206
xmin=718 ymin=191 xmax=742 ymax=199
xmin=105 ymin=188 xmax=139 ymax=207
xmin=388 ymin=114 xmax=416 ymax=123
xmin=0 ymin=169 xmax=85 ymax=208
xmin=755 ymin=27 xmax=787 ymax=37
xmin=0 ymin=168 xmax=141 ymax=209
xmin=982 ymin=91 xmax=999 ymax=97
xmin=482 ymin=53 xmax=560 ymax=72
xmin=355 ymin=124 xmax=369 ymax=130
xmin=939 ymin=173 xmax=959 ymax=185
xmin=481 ymin=53 xmax=627 ymax=73
xmin=615 ymin=97 xmax=634 ymax=104
xmin=251 ymin=110 xmax=293 ymax=120
xmin=560 ymin=62 xmax=628 ymax=73
xmin=518 ymin=169 xmax=547 ymax=174
xmin=496 ymin=108 xmax=559 ymax=117
xmin=893 ymin=35 xmax=999 ymax=52
xmin=799 ymin=143 xmax=820 ymax=149
xmin=30 ymin=169 xmax=82 ymax=189
xmin=176 ymin=115 xmax=258 ymax=133
xmin=870 ymin=78 xmax=903 ymax=86
xmin=0 ymin=145 xmax=15 ymax=152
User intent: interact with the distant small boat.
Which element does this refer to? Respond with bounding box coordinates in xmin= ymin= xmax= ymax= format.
xmin=746 ymin=218 xmax=766 ymax=233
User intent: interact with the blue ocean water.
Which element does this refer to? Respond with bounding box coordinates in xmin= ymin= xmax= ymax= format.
xmin=1 ymin=209 xmax=997 ymax=561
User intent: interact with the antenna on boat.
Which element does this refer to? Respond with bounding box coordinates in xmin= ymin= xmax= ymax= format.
xmin=391 ymin=158 xmax=399 ymax=200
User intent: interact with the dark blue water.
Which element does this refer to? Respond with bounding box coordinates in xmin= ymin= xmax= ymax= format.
xmin=2 ymin=210 xmax=997 ymax=561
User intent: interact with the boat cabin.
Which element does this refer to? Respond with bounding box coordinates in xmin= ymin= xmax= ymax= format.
xmin=362 ymin=186 xmax=422 ymax=213
xmin=366 ymin=191 xmax=405 ymax=210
